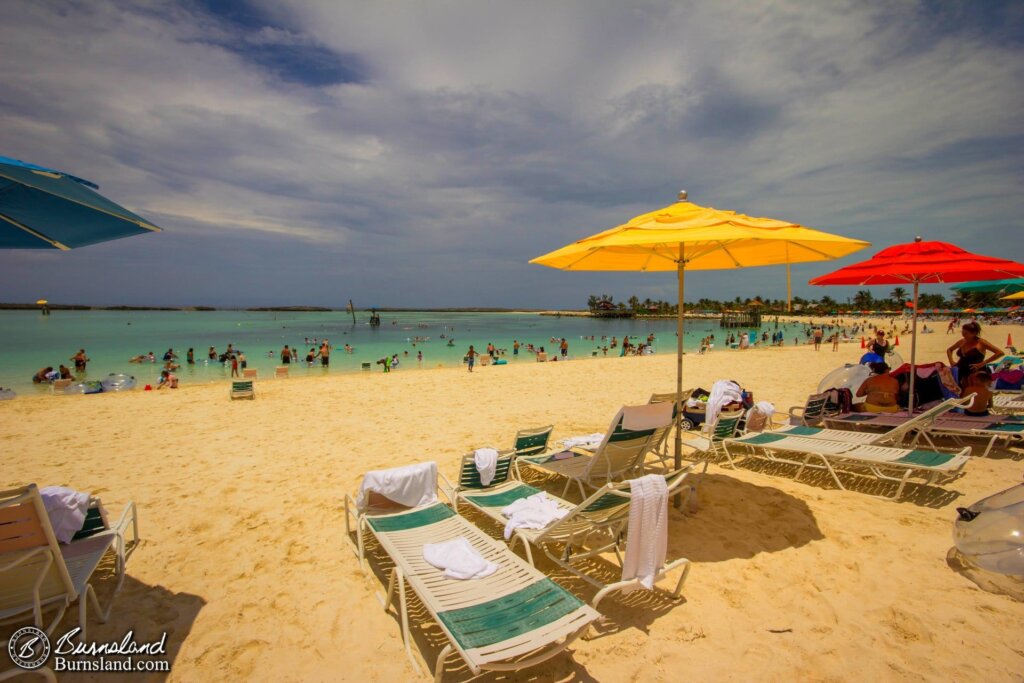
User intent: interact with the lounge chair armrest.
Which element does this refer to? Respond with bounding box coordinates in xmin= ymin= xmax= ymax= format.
xmin=436 ymin=472 xmax=457 ymax=508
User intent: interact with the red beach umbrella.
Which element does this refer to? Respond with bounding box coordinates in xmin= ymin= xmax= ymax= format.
xmin=810 ymin=237 xmax=1024 ymax=412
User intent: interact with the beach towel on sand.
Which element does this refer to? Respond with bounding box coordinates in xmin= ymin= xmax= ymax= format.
xmin=622 ymin=474 xmax=668 ymax=590
xmin=356 ymin=461 xmax=437 ymax=510
xmin=422 ymin=537 xmax=498 ymax=580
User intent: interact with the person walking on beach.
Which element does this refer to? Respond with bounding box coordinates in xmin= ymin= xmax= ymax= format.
xmin=560 ymin=338 xmax=568 ymax=358
xmin=70 ymin=349 xmax=90 ymax=373
xmin=281 ymin=345 xmax=292 ymax=364
xmin=812 ymin=327 xmax=823 ymax=350
xmin=319 ymin=340 xmax=330 ymax=367
xmin=466 ymin=345 xmax=478 ymax=372
xmin=831 ymin=333 xmax=840 ymax=352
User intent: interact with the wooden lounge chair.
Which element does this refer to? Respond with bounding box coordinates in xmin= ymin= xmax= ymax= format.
xmin=519 ymin=405 xmax=672 ymax=499
xmin=343 ymin=467 xmax=599 ymax=682
xmin=230 ymin=380 xmax=255 ymax=400
xmin=274 ymin=366 xmax=289 ymax=379
xmin=721 ymin=433 xmax=970 ymax=500
xmin=445 ymin=454 xmax=695 ymax=609
xmin=0 ymin=485 xmax=138 ymax=642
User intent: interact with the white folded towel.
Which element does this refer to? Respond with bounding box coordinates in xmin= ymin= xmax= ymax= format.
xmin=422 ymin=536 xmax=498 ymax=580
xmin=621 ymin=402 xmax=674 ymax=431
xmin=356 ymin=461 xmax=437 ymax=511
xmin=561 ymin=433 xmax=605 ymax=449
xmin=501 ymin=492 xmax=569 ymax=540
xmin=40 ymin=486 xmax=91 ymax=544
xmin=474 ymin=448 xmax=499 ymax=486
xmin=621 ymin=474 xmax=669 ymax=590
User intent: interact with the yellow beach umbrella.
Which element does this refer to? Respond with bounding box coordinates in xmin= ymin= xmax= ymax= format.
xmin=35 ymin=299 xmax=47 ymax=305
xmin=1001 ymin=291 xmax=1024 ymax=300
xmin=530 ymin=192 xmax=870 ymax=489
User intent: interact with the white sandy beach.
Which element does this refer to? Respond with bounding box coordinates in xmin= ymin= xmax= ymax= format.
xmin=2 ymin=320 xmax=1024 ymax=681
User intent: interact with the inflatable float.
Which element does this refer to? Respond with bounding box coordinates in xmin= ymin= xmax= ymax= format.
xmin=817 ymin=364 xmax=872 ymax=395
xmin=64 ymin=380 xmax=104 ymax=395
xmin=954 ymin=483 xmax=1024 ymax=576
xmin=101 ymin=373 xmax=137 ymax=392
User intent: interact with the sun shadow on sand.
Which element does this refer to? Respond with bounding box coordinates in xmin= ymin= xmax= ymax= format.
xmin=0 ymin=554 xmax=205 ymax=682
xmin=669 ymin=472 xmax=824 ymax=563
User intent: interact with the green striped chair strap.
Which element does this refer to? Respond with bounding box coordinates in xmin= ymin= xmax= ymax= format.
xmin=514 ymin=430 xmax=552 ymax=456
xmin=712 ymin=414 xmax=742 ymax=441
xmin=581 ymin=491 xmax=629 ymax=515
xmin=366 ymin=503 xmax=454 ymax=533
xmin=462 ymin=483 xmax=541 ymax=508
xmin=437 ymin=578 xmax=585 ymax=650
xmin=232 ymin=381 xmax=253 ymax=390
xmin=71 ymin=507 xmax=106 ymax=541
xmin=894 ymin=450 xmax=957 ymax=467
xmin=459 ymin=456 xmax=515 ymax=489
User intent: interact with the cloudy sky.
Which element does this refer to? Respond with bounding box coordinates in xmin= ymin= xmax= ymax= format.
xmin=1 ymin=0 xmax=1022 ymax=308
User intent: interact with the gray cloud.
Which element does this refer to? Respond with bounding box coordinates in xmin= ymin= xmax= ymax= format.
xmin=0 ymin=0 xmax=1022 ymax=308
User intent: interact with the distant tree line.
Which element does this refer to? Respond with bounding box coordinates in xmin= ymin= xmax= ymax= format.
xmin=586 ymin=288 xmax=1007 ymax=315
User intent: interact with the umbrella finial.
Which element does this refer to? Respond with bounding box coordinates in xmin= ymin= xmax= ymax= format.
xmin=915 ymin=235 xmax=922 ymax=242
xmin=677 ymin=190 xmax=688 ymax=201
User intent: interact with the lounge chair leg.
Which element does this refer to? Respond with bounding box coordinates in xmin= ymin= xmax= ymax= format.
xmin=381 ymin=568 xmax=397 ymax=610
xmin=397 ymin=574 xmax=421 ymax=675
xmin=434 ymin=644 xmax=453 ymax=683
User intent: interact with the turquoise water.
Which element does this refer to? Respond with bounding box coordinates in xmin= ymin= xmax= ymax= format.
xmin=0 ymin=310 xmax=807 ymax=395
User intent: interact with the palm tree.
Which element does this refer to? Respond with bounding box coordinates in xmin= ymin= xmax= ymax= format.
xmin=628 ymin=295 xmax=640 ymax=312
xmin=890 ymin=287 xmax=908 ymax=308
xmin=853 ymin=290 xmax=875 ymax=309
xmin=586 ymin=295 xmax=599 ymax=312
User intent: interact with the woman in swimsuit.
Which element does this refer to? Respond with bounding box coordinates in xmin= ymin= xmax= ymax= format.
xmin=870 ymin=330 xmax=890 ymax=357
xmin=946 ymin=322 xmax=1002 ymax=389
xmin=856 ymin=362 xmax=900 ymax=413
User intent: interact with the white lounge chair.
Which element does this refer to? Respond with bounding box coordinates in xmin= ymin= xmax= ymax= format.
xmin=446 ymin=456 xmax=695 ymax=609
xmin=343 ymin=465 xmax=599 ymax=682
xmin=0 ymin=485 xmax=138 ymax=643
xmin=721 ymin=433 xmax=970 ymax=500
xmin=519 ymin=405 xmax=673 ymax=498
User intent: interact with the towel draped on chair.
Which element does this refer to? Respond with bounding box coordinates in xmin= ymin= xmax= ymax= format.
xmin=356 ymin=461 xmax=438 ymax=510
xmin=40 ymin=485 xmax=91 ymax=544
xmin=621 ymin=474 xmax=669 ymax=590
xmin=473 ymin=448 xmax=499 ymax=486
xmin=501 ymin=492 xmax=569 ymax=540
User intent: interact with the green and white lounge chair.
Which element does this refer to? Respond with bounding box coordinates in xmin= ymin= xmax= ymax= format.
xmin=644 ymin=391 xmax=693 ymax=471
xmin=343 ymin=464 xmax=599 ymax=682
xmin=720 ymin=433 xmax=971 ymax=500
xmin=677 ymin=410 xmax=744 ymax=461
xmin=786 ymin=392 xmax=833 ymax=426
xmin=777 ymin=397 xmax=970 ymax=448
xmin=519 ymin=405 xmax=673 ymax=499
xmin=992 ymin=392 xmax=1024 ymax=415
xmin=446 ymin=457 xmax=695 ymax=609
xmin=0 ymin=485 xmax=138 ymax=644
xmin=230 ymin=379 xmax=255 ymax=400
xmin=513 ymin=425 xmax=554 ymax=456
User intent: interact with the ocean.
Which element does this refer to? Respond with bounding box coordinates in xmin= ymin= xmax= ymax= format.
xmin=0 ymin=309 xmax=808 ymax=394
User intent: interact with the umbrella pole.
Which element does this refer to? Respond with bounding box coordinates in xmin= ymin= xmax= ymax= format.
xmin=786 ymin=254 xmax=792 ymax=314
xmin=674 ymin=246 xmax=686 ymax=508
xmin=908 ymin=281 xmax=920 ymax=413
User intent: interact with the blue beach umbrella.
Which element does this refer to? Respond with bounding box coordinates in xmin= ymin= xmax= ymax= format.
xmin=0 ymin=155 xmax=161 ymax=250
